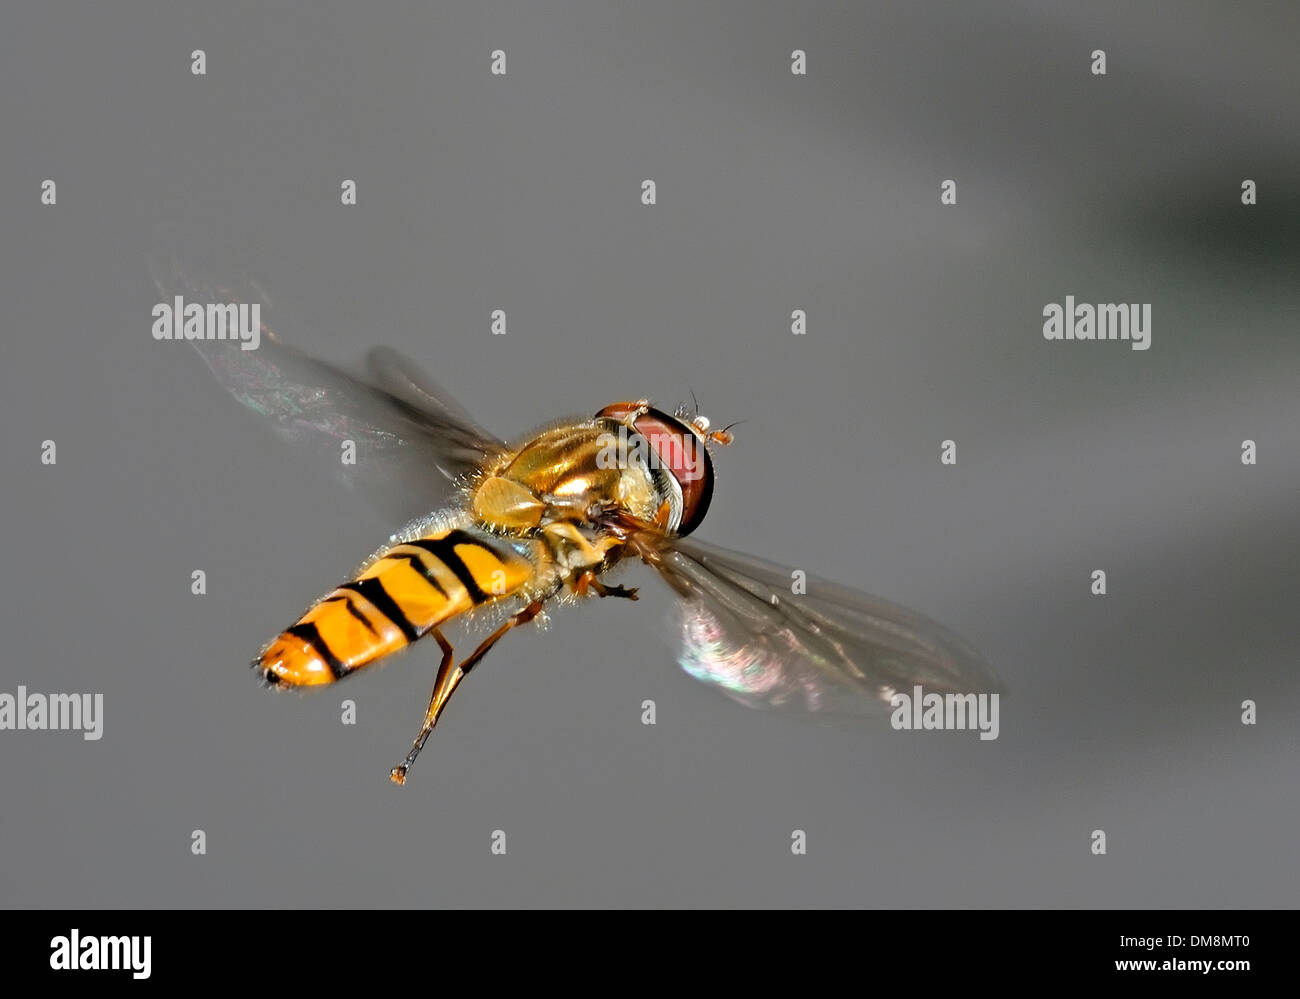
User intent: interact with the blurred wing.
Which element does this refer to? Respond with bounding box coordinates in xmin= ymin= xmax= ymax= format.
xmin=649 ymin=535 xmax=1002 ymax=715
xmin=365 ymin=345 xmax=502 ymax=467
xmin=151 ymin=257 xmax=504 ymax=523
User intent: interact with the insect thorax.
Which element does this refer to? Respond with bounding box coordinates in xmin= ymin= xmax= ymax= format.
xmin=468 ymin=419 xmax=668 ymax=536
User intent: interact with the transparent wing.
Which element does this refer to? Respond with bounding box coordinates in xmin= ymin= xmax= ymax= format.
xmin=364 ymin=345 xmax=502 ymax=466
xmin=150 ymin=255 xmax=504 ymax=523
xmin=644 ymin=534 xmax=1002 ymax=715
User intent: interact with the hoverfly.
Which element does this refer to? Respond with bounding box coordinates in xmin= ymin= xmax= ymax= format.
xmin=157 ymin=264 xmax=1001 ymax=785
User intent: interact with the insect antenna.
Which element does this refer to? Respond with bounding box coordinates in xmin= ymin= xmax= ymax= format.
xmin=708 ymin=419 xmax=743 ymax=446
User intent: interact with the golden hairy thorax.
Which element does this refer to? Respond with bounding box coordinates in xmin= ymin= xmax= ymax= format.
xmin=469 ymin=420 xmax=662 ymax=535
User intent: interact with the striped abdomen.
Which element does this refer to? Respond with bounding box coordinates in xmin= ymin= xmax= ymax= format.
xmin=258 ymin=527 xmax=536 ymax=686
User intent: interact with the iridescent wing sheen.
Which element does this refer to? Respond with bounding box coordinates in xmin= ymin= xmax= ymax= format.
xmin=150 ymin=258 xmax=504 ymax=524
xmin=646 ymin=535 xmax=1002 ymax=715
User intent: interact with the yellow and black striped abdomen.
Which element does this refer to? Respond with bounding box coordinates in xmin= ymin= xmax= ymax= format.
xmin=258 ymin=528 xmax=536 ymax=686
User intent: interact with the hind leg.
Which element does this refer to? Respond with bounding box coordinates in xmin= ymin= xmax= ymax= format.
xmin=389 ymin=600 xmax=545 ymax=785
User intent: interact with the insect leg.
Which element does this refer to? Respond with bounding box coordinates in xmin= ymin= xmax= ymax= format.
xmin=388 ymin=600 xmax=545 ymax=786
xmin=572 ymin=569 xmax=639 ymax=600
xmin=389 ymin=627 xmax=457 ymax=786
xmin=456 ymin=599 xmax=544 ymax=675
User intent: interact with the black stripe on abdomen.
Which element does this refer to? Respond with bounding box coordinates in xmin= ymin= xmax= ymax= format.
xmin=337 ymin=578 xmax=421 ymax=643
xmin=383 ymin=551 xmax=449 ymax=599
xmin=286 ymin=621 xmax=350 ymax=679
xmin=406 ymin=531 xmax=492 ymax=604
xmin=321 ymin=593 xmax=379 ymax=637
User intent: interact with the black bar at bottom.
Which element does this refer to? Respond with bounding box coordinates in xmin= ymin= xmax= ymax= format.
xmin=1 ymin=909 xmax=1279 ymax=984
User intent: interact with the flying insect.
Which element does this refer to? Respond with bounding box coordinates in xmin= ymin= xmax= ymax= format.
xmin=158 ymin=266 xmax=1001 ymax=785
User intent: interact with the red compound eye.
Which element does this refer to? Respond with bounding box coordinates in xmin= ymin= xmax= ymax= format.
xmin=594 ymin=404 xmax=715 ymax=536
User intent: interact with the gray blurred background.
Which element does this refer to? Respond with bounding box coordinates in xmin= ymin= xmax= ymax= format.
xmin=1 ymin=1 xmax=1296 ymax=907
